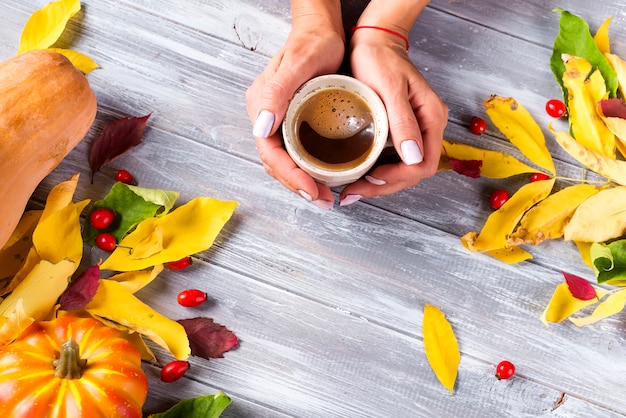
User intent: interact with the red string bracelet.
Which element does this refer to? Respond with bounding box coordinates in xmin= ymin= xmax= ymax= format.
xmin=351 ymin=25 xmax=410 ymax=52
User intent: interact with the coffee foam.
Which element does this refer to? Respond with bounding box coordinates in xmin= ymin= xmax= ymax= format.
xmin=298 ymin=88 xmax=374 ymax=140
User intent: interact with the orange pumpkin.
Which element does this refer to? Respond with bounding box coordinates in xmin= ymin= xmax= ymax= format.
xmin=0 ymin=49 xmax=97 ymax=249
xmin=0 ymin=316 xmax=148 ymax=418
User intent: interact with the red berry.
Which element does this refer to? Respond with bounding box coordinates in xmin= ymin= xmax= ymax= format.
xmin=167 ymin=256 xmax=192 ymax=271
xmin=160 ymin=360 xmax=189 ymax=383
xmin=529 ymin=173 xmax=551 ymax=182
xmin=546 ymin=99 xmax=567 ymax=118
xmin=89 ymin=207 xmax=116 ymax=230
xmin=177 ymin=289 xmax=208 ymax=307
xmin=489 ymin=189 xmax=509 ymax=210
xmin=115 ymin=169 xmax=135 ymax=185
xmin=495 ymin=360 xmax=515 ymax=380
xmin=469 ymin=117 xmax=487 ymax=135
xmin=95 ymin=232 xmax=117 ymax=251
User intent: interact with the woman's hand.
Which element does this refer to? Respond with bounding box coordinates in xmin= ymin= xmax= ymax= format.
xmin=245 ymin=2 xmax=345 ymax=209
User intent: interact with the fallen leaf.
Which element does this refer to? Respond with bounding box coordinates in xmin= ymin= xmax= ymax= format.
xmin=89 ymin=114 xmax=151 ymax=181
xmin=590 ymin=240 xmax=626 ymax=284
xmin=422 ymin=304 xmax=459 ymax=394
xmin=48 ymin=47 xmax=100 ymax=74
xmin=564 ymin=186 xmax=626 ymax=242
xmin=178 ymin=318 xmax=238 ymax=360
xmin=58 ymin=265 xmax=101 ymax=311
xmin=593 ymin=16 xmax=612 ymax=54
xmin=562 ymin=271 xmax=597 ymax=300
xmin=569 ymin=288 xmax=626 ymax=326
xmin=148 ymin=391 xmax=232 ymax=418
xmin=18 ymin=0 xmax=81 ymax=54
xmin=540 ymin=282 xmax=608 ymax=327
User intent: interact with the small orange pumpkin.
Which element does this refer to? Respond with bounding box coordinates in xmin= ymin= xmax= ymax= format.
xmin=0 ymin=316 xmax=148 ymax=418
xmin=0 ymin=49 xmax=97 ymax=249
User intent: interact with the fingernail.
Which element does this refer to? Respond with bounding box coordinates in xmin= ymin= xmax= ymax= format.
xmin=298 ymin=190 xmax=313 ymax=201
xmin=312 ymin=199 xmax=334 ymax=210
xmin=401 ymin=140 xmax=423 ymax=165
xmin=253 ymin=110 xmax=275 ymax=138
xmin=339 ymin=194 xmax=362 ymax=206
xmin=365 ymin=175 xmax=386 ymax=185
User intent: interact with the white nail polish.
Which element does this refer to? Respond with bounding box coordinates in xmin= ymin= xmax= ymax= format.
xmin=365 ymin=175 xmax=386 ymax=186
xmin=312 ymin=199 xmax=334 ymax=210
xmin=298 ymin=190 xmax=313 ymax=201
xmin=253 ymin=110 xmax=275 ymax=138
xmin=401 ymin=140 xmax=423 ymax=165
xmin=339 ymin=194 xmax=362 ymax=206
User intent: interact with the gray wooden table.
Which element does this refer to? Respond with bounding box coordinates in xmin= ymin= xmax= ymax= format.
xmin=3 ymin=1 xmax=626 ymax=417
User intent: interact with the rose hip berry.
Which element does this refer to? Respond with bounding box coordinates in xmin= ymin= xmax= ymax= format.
xmin=167 ymin=256 xmax=192 ymax=271
xmin=89 ymin=207 xmax=116 ymax=230
xmin=469 ymin=117 xmax=487 ymax=135
xmin=495 ymin=360 xmax=516 ymax=380
xmin=160 ymin=360 xmax=189 ymax=383
xmin=177 ymin=289 xmax=208 ymax=308
xmin=529 ymin=173 xmax=551 ymax=182
xmin=489 ymin=189 xmax=509 ymax=210
xmin=115 ymin=169 xmax=135 ymax=185
xmin=95 ymin=232 xmax=117 ymax=252
xmin=546 ymin=99 xmax=567 ymax=118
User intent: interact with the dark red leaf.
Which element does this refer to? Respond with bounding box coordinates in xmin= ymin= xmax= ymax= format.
xmin=449 ymin=158 xmax=483 ymax=179
xmin=59 ymin=265 xmax=101 ymax=311
xmin=599 ymin=99 xmax=626 ymax=119
xmin=89 ymin=114 xmax=151 ymax=182
xmin=563 ymin=271 xmax=597 ymax=301
xmin=177 ymin=317 xmax=238 ymax=360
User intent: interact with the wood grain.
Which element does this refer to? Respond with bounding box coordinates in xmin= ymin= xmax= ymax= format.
xmin=2 ymin=0 xmax=626 ymax=416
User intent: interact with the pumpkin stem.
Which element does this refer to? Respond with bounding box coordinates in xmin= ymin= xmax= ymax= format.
xmin=53 ymin=337 xmax=87 ymax=379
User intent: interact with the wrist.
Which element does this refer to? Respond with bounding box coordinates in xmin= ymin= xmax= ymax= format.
xmin=291 ymin=0 xmax=345 ymax=42
xmin=356 ymin=0 xmax=429 ymax=35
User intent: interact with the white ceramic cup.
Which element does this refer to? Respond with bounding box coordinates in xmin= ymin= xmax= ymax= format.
xmin=282 ymin=74 xmax=389 ymax=187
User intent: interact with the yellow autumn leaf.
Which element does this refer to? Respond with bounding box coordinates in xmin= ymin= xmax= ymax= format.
xmin=18 ymin=0 xmax=81 ymax=54
xmin=108 ymin=264 xmax=164 ymax=294
xmin=129 ymin=225 xmax=164 ymax=260
xmin=0 ymin=210 xmax=41 ymax=286
xmin=485 ymin=95 xmax=555 ymax=174
xmin=483 ymin=246 xmax=532 ymax=264
xmin=101 ymin=197 xmax=238 ymax=271
xmin=48 ymin=47 xmax=100 ymax=74
xmin=440 ymin=140 xmax=539 ymax=178
xmin=470 ymin=179 xmax=555 ymax=252
xmin=423 ymin=304 xmax=459 ymax=394
xmin=85 ymin=280 xmax=191 ymax=360
xmin=575 ymin=241 xmax=594 ymax=268
xmin=550 ymin=125 xmax=626 ymax=185
xmin=540 ymin=282 xmax=608 ymax=327
xmin=564 ymin=186 xmax=626 ymax=242
xmin=509 ymin=184 xmax=601 ymax=246
xmin=0 ymin=259 xmax=75 ymax=344
xmin=569 ymin=288 xmax=626 ymax=327
xmin=593 ymin=17 xmax=612 ymax=54
xmin=605 ymin=53 xmax=626 ymax=99
xmin=601 ymin=116 xmax=626 ymax=159
xmin=562 ymin=56 xmax=615 ymax=158
xmin=41 ymin=173 xmax=80 ymax=221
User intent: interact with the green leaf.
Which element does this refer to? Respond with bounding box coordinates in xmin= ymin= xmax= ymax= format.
xmin=550 ymin=9 xmax=618 ymax=102
xmin=149 ymin=391 xmax=232 ymax=418
xmin=590 ymin=240 xmax=626 ymax=284
xmin=84 ymin=183 xmax=179 ymax=244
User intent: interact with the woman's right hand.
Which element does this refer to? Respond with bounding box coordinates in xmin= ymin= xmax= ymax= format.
xmin=245 ymin=4 xmax=345 ymax=209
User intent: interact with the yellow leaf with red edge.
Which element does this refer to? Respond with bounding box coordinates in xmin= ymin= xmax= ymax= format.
xmin=440 ymin=140 xmax=538 ymax=178
xmin=101 ymin=197 xmax=238 ymax=272
xmin=562 ymin=56 xmax=615 ymax=158
xmin=540 ymin=282 xmax=608 ymax=327
xmin=509 ymin=184 xmax=601 ymax=246
xmin=569 ymin=288 xmax=626 ymax=326
xmin=49 ymin=48 xmax=100 ymax=74
xmin=564 ymin=186 xmax=626 ymax=243
xmin=471 ymin=179 xmax=555 ymax=252
xmin=0 ymin=259 xmax=75 ymax=344
xmin=593 ymin=17 xmax=612 ymax=54
xmin=18 ymin=0 xmax=81 ymax=54
xmin=85 ymin=279 xmax=190 ymax=360
xmin=550 ymin=125 xmax=626 ymax=185
xmin=423 ymin=305 xmax=459 ymax=394
xmin=485 ymin=96 xmax=555 ymax=174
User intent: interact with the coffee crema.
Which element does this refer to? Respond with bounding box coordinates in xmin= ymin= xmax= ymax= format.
xmin=295 ymin=88 xmax=375 ymax=170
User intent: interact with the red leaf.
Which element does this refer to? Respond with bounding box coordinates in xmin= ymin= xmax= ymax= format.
xmin=59 ymin=265 xmax=101 ymax=311
xmin=562 ymin=271 xmax=597 ymax=301
xmin=599 ymin=99 xmax=626 ymax=119
xmin=449 ymin=158 xmax=482 ymax=178
xmin=177 ymin=317 xmax=238 ymax=360
xmin=89 ymin=114 xmax=151 ymax=181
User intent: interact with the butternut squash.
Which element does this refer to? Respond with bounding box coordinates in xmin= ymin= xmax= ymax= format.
xmin=0 ymin=50 xmax=97 ymax=249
